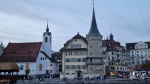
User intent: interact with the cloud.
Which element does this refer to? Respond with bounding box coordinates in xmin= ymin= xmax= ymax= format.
xmin=0 ymin=0 xmax=150 ymax=51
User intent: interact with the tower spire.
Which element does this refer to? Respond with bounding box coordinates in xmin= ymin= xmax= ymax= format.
xmin=46 ymin=19 xmax=49 ymax=32
xmin=88 ymin=0 xmax=101 ymax=36
xmin=110 ymin=28 xmax=114 ymax=40
xmin=93 ymin=0 xmax=94 ymax=8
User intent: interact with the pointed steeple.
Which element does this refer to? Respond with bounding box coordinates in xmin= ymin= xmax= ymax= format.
xmin=109 ymin=28 xmax=113 ymax=40
xmin=0 ymin=40 xmax=4 ymax=48
xmin=88 ymin=1 xmax=101 ymax=36
xmin=43 ymin=19 xmax=51 ymax=36
xmin=46 ymin=19 xmax=49 ymax=32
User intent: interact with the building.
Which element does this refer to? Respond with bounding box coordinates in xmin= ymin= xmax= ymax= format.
xmin=103 ymin=33 xmax=130 ymax=76
xmin=60 ymin=33 xmax=88 ymax=78
xmin=52 ymin=52 xmax=62 ymax=75
xmin=126 ymin=41 xmax=150 ymax=67
xmin=60 ymin=4 xmax=106 ymax=78
xmin=0 ymin=22 xmax=58 ymax=75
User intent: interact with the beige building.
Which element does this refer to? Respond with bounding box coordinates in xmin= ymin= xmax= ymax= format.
xmin=60 ymin=33 xmax=88 ymax=78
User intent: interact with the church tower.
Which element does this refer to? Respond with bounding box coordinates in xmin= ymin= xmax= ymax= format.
xmin=86 ymin=2 xmax=104 ymax=75
xmin=43 ymin=19 xmax=52 ymax=57
xmin=109 ymin=33 xmax=114 ymax=40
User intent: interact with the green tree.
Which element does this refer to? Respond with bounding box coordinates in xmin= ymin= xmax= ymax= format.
xmin=25 ymin=69 xmax=30 ymax=75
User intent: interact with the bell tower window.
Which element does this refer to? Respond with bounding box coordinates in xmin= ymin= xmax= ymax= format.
xmin=45 ymin=37 xmax=48 ymax=42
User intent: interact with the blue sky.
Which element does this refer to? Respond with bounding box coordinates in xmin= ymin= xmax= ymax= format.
xmin=0 ymin=0 xmax=150 ymax=51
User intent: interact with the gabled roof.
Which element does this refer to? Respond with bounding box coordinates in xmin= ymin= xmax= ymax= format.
xmin=73 ymin=33 xmax=87 ymax=43
xmin=102 ymin=39 xmax=124 ymax=51
xmin=0 ymin=42 xmax=42 ymax=62
xmin=126 ymin=42 xmax=150 ymax=50
xmin=88 ymin=7 xmax=101 ymax=36
xmin=52 ymin=52 xmax=62 ymax=60
xmin=60 ymin=33 xmax=87 ymax=51
xmin=40 ymin=51 xmax=57 ymax=62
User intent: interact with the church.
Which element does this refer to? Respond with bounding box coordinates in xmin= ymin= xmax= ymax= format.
xmin=0 ymin=22 xmax=58 ymax=75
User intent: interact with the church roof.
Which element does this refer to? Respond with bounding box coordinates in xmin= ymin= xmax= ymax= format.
xmin=88 ymin=7 xmax=101 ymax=36
xmin=0 ymin=42 xmax=42 ymax=62
xmin=40 ymin=51 xmax=57 ymax=62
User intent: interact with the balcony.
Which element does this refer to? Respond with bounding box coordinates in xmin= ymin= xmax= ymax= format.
xmin=85 ymin=62 xmax=103 ymax=65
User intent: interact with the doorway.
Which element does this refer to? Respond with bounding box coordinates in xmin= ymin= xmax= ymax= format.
xmin=76 ymin=71 xmax=82 ymax=80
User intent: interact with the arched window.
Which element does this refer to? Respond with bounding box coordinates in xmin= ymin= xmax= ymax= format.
xmin=45 ymin=37 xmax=48 ymax=42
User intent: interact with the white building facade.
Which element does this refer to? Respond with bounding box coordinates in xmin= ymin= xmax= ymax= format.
xmin=126 ymin=41 xmax=150 ymax=66
xmin=0 ymin=22 xmax=58 ymax=75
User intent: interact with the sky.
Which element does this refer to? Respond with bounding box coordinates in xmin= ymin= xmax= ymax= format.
xmin=0 ymin=0 xmax=150 ymax=51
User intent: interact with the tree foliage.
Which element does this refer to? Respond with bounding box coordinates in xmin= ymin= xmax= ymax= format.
xmin=25 ymin=69 xmax=30 ymax=75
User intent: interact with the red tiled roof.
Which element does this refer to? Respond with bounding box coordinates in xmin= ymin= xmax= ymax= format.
xmin=0 ymin=42 xmax=42 ymax=62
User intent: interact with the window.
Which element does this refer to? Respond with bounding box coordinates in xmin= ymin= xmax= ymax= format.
xmin=45 ymin=37 xmax=48 ymax=42
xmin=71 ymin=52 xmax=75 ymax=55
xmin=71 ymin=65 xmax=75 ymax=69
xmin=39 ymin=64 xmax=42 ymax=71
xmin=75 ymin=52 xmax=80 ymax=55
xmin=77 ymin=58 xmax=81 ymax=62
xmin=26 ymin=63 xmax=29 ymax=69
xmin=71 ymin=44 xmax=81 ymax=48
xmin=117 ymin=67 xmax=119 ymax=70
xmin=112 ymin=52 xmax=114 ymax=55
xmin=20 ymin=65 xmax=23 ymax=70
xmin=50 ymin=64 xmax=52 ymax=73
xmin=83 ymin=52 xmax=87 ymax=55
xmin=112 ymin=57 xmax=114 ymax=60
xmin=82 ymin=58 xmax=86 ymax=62
xmin=65 ymin=65 xmax=70 ymax=69
xmin=65 ymin=58 xmax=70 ymax=62
xmin=71 ymin=58 xmax=75 ymax=62
xmin=77 ymin=65 xmax=81 ymax=69
xmin=41 ymin=57 xmax=42 ymax=60
xmin=63 ymin=52 xmax=67 ymax=56
xmin=82 ymin=65 xmax=87 ymax=69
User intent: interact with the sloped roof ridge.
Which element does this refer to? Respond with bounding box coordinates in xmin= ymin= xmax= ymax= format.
xmin=40 ymin=51 xmax=57 ymax=62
